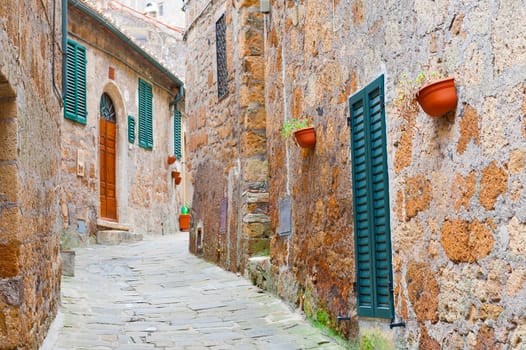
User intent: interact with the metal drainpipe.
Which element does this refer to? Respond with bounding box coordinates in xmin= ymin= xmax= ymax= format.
xmin=62 ymin=0 xmax=68 ymax=98
xmin=169 ymin=85 xmax=185 ymax=107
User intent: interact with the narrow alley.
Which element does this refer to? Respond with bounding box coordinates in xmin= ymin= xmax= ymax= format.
xmin=42 ymin=233 xmax=346 ymax=350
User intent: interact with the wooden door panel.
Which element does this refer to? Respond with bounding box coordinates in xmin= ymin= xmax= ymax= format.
xmin=100 ymin=118 xmax=117 ymax=220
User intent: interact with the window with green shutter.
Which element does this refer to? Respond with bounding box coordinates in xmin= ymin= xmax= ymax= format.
xmin=128 ymin=115 xmax=136 ymax=143
xmin=173 ymin=109 xmax=182 ymax=159
xmin=64 ymin=39 xmax=87 ymax=124
xmin=138 ymin=78 xmax=153 ymax=149
xmin=349 ymin=74 xmax=394 ymax=319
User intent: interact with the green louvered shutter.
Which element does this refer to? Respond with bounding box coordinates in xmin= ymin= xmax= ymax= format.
xmin=128 ymin=115 xmax=136 ymax=143
xmin=64 ymin=39 xmax=87 ymax=124
xmin=138 ymin=78 xmax=153 ymax=149
xmin=349 ymin=74 xmax=393 ymax=319
xmin=173 ymin=109 xmax=182 ymax=159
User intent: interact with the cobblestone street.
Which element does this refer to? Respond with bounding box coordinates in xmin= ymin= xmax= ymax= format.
xmin=42 ymin=233 xmax=345 ymax=350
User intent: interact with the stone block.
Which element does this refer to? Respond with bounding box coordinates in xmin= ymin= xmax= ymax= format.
xmin=239 ymin=83 xmax=264 ymax=107
xmin=480 ymin=161 xmax=508 ymax=210
xmin=509 ymin=149 xmax=525 ymax=174
xmin=243 ymin=159 xmax=268 ymax=182
xmin=419 ymin=325 xmax=441 ymax=350
xmin=241 ymin=130 xmax=266 ymax=157
xmin=238 ymin=0 xmax=260 ymax=9
xmin=0 ymin=277 xmax=22 ymax=306
xmin=246 ymin=238 xmax=269 ymax=256
xmin=0 ymin=207 xmax=20 ymax=241
xmin=507 ymin=216 xmax=526 ymax=256
xmin=440 ymin=219 xmax=494 ymax=263
xmin=457 ymin=105 xmax=480 ymax=154
xmin=406 ymin=261 xmax=438 ymax=323
xmin=243 ymin=221 xmax=271 ymax=239
xmin=96 ymin=230 xmax=143 ymax=245
xmin=393 ymin=221 xmax=423 ymax=255
xmin=399 ymin=175 xmax=432 ymax=221
xmin=0 ymin=120 xmax=17 ymax=161
xmin=243 ymin=104 xmax=266 ymax=129
xmin=60 ymin=250 xmax=75 ymax=277
xmin=0 ymin=164 xmax=19 ymax=202
xmin=239 ymin=28 xmax=263 ymax=57
xmin=244 ymin=56 xmax=264 ymax=81
xmin=506 ymin=266 xmax=526 ymax=295
xmin=0 ymin=100 xmax=16 ymax=119
xmin=479 ymin=303 xmax=503 ymax=321
xmin=451 ymin=172 xmax=476 ymax=212
xmin=0 ymin=244 xmax=19 ymax=278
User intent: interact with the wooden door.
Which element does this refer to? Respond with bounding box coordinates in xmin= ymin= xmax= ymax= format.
xmin=99 ymin=93 xmax=117 ymax=221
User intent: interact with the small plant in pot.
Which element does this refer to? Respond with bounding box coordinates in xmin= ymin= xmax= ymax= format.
xmin=395 ymin=69 xmax=457 ymax=117
xmin=281 ymin=117 xmax=316 ymax=148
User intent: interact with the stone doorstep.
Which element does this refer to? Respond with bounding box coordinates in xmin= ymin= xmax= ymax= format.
xmin=97 ymin=219 xmax=130 ymax=231
xmin=96 ymin=230 xmax=144 ymax=245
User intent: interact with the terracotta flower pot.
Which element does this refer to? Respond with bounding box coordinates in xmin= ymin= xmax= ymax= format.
xmin=175 ymin=175 xmax=182 ymax=185
xmin=168 ymin=155 xmax=177 ymax=164
xmin=179 ymin=214 xmax=190 ymax=231
xmin=416 ymin=78 xmax=458 ymax=117
xmin=293 ymin=127 xmax=316 ymax=148
xmin=171 ymin=170 xmax=180 ymax=178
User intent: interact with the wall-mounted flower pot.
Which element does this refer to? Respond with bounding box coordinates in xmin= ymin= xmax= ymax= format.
xmin=293 ymin=127 xmax=316 ymax=148
xmin=179 ymin=214 xmax=190 ymax=231
xmin=168 ymin=155 xmax=177 ymax=164
xmin=175 ymin=175 xmax=182 ymax=185
xmin=416 ymin=78 xmax=458 ymax=117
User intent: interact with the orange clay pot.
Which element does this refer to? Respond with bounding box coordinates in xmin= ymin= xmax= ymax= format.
xmin=416 ymin=78 xmax=458 ymax=117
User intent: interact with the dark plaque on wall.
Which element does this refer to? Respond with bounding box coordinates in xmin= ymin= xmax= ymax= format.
xmin=277 ymin=196 xmax=292 ymax=236
xmin=220 ymin=198 xmax=228 ymax=234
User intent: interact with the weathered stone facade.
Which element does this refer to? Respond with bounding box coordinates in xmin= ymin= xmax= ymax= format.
xmin=63 ymin=0 xmax=186 ymax=238
xmin=185 ymin=0 xmax=270 ymax=272
xmin=89 ymin=0 xmax=187 ymax=79
xmin=186 ymin=0 xmax=526 ymax=348
xmin=0 ymin=1 xmax=63 ymax=348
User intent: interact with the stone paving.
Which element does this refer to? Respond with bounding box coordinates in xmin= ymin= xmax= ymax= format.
xmin=42 ymin=232 xmax=346 ymax=350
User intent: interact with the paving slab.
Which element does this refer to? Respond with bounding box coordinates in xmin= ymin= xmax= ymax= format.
xmin=42 ymin=232 xmax=346 ymax=349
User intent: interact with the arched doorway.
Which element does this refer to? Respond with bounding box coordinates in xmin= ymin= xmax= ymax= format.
xmin=99 ymin=93 xmax=117 ymax=221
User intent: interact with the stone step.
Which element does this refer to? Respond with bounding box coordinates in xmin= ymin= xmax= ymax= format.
xmin=96 ymin=219 xmax=130 ymax=231
xmin=96 ymin=230 xmax=143 ymax=245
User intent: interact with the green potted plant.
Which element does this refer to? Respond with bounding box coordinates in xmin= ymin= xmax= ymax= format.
xmin=395 ymin=70 xmax=457 ymax=117
xmin=281 ymin=117 xmax=316 ymax=148
xmin=179 ymin=205 xmax=191 ymax=231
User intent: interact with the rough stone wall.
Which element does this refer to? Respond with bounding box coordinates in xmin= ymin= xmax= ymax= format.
xmin=185 ymin=0 xmax=269 ymax=273
xmin=62 ymin=3 xmax=185 ymax=238
xmin=266 ymin=0 xmax=526 ymax=348
xmin=0 ymin=0 xmax=62 ymax=348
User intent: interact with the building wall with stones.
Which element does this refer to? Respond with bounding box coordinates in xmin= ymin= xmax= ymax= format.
xmin=264 ymin=0 xmax=526 ymax=349
xmin=186 ymin=0 xmax=526 ymax=348
xmin=63 ymin=1 xmax=186 ymax=238
xmin=184 ymin=0 xmax=270 ymax=272
xmin=0 ymin=1 xmax=63 ymax=348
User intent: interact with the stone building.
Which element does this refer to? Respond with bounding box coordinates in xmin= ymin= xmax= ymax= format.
xmin=63 ymin=0 xmax=186 ymax=239
xmin=185 ymin=0 xmax=526 ymax=348
xmin=0 ymin=0 xmax=63 ymax=348
xmin=184 ymin=0 xmax=270 ymax=272
xmin=114 ymin=0 xmax=186 ymax=28
xmin=88 ymin=0 xmax=186 ymax=79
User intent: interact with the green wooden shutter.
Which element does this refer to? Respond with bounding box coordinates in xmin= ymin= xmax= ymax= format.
xmin=64 ymin=39 xmax=87 ymax=124
xmin=349 ymin=74 xmax=393 ymax=319
xmin=128 ymin=115 xmax=135 ymax=143
xmin=174 ymin=109 xmax=182 ymax=159
xmin=138 ymin=78 xmax=153 ymax=149
xmin=146 ymin=83 xmax=153 ymax=148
